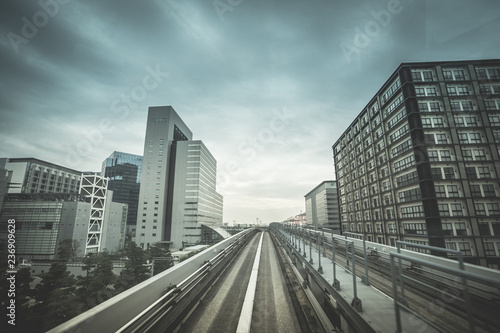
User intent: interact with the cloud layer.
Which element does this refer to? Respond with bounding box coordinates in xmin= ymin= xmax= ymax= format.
xmin=1 ymin=0 xmax=499 ymax=223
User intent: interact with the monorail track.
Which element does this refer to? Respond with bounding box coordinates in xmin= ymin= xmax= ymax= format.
xmin=117 ymin=230 xmax=328 ymax=333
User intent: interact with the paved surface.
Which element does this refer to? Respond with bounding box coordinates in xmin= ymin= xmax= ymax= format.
xmin=251 ymin=232 xmax=301 ymax=332
xmin=282 ymin=230 xmax=440 ymax=333
xmin=179 ymin=231 xmax=302 ymax=333
xmin=179 ymin=233 xmax=259 ymax=332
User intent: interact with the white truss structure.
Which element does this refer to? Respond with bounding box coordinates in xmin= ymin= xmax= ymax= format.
xmin=80 ymin=174 xmax=108 ymax=255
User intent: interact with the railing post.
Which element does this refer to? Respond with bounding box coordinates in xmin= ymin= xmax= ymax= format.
xmin=350 ymin=240 xmax=362 ymax=312
xmin=344 ymin=235 xmax=349 ymax=270
xmin=332 ymin=234 xmax=340 ymax=290
xmin=322 ymin=231 xmax=326 ymax=257
xmin=396 ymin=241 xmax=407 ymax=306
xmin=309 ymin=230 xmax=313 ymax=264
xmin=390 ymin=253 xmax=403 ymax=333
xmin=458 ymin=252 xmax=475 ymax=333
xmin=317 ymin=232 xmax=323 ymax=274
xmin=302 ymin=227 xmax=307 ymax=258
xmin=362 ymin=235 xmax=370 ymax=286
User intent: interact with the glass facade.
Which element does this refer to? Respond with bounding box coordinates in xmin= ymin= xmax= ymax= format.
xmin=102 ymin=152 xmax=142 ymax=230
xmin=0 ymin=201 xmax=63 ymax=260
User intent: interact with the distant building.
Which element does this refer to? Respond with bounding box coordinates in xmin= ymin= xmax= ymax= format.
xmin=101 ymin=151 xmax=142 ymax=235
xmin=0 ymin=193 xmax=88 ymax=260
xmin=135 ymin=106 xmax=224 ymax=250
xmin=0 ymin=157 xmax=81 ymax=194
xmin=0 ymin=168 xmax=11 ymax=212
xmin=283 ymin=213 xmax=307 ymax=226
xmin=332 ymin=59 xmax=500 ymax=268
xmin=0 ymin=190 xmax=127 ymax=260
xmin=305 ymin=181 xmax=339 ymax=232
xmin=0 ymin=158 xmax=127 ymax=259
xmin=101 ymin=191 xmax=128 ymax=253
xmin=169 ymin=141 xmax=223 ymax=248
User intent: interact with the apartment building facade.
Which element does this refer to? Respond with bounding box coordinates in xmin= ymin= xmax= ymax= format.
xmin=332 ymin=59 xmax=500 ymax=268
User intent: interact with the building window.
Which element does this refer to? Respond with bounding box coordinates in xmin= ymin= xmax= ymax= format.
xmin=442 ymin=223 xmax=453 ymax=236
xmin=438 ymin=204 xmax=450 ymax=217
xmin=476 ymin=68 xmax=500 ymax=80
xmin=474 ymin=203 xmax=486 ymax=216
xmin=436 ymin=134 xmax=448 ymax=144
xmin=462 ymin=149 xmax=473 ymax=161
xmin=487 ymin=203 xmax=500 ymax=216
xmin=398 ymin=188 xmax=421 ymax=203
xmin=447 ymin=185 xmax=459 ymax=197
xmin=484 ymin=243 xmax=496 ymax=256
xmin=484 ymin=100 xmax=500 ymax=110
xmin=477 ymin=167 xmax=490 ymax=178
xmin=465 ymin=116 xmax=478 ymax=127
xmin=488 ymin=115 xmax=500 ymax=126
xmin=422 ymin=118 xmax=432 ymax=128
xmin=493 ymin=223 xmax=500 ymax=235
xmin=435 ymin=185 xmax=446 ymax=198
xmin=469 ymin=132 xmax=482 ymax=143
xmin=470 ymin=185 xmax=482 ymax=197
xmin=450 ymin=100 xmax=473 ymax=111
xmin=493 ymin=132 xmax=500 ymax=143
xmin=418 ymin=102 xmax=441 ymax=112
xmin=446 ymin=242 xmax=457 ymax=251
xmin=440 ymin=150 xmax=452 ymax=161
xmin=458 ymin=242 xmax=472 ymax=256
xmin=396 ymin=171 xmax=418 ymax=188
xmin=394 ymin=155 xmax=415 ymax=172
xmin=404 ymin=223 xmax=427 ymax=235
xmin=412 ymin=70 xmax=434 ymax=82
xmin=479 ymin=223 xmax=491 ymax=236
xmin=451 ymin=204 xmax=463 ymax=216
xmin=443 ymin=69 xmax=466 ymax=81
xmin=443 ymin=167 xmax=454 ymax=179
xmin=431 ymin=168 xmax=442 ymax=180
xmin=483 ymin=184 xmax=496 ymax=197
xmin=401 ymin=205 xmax=424 ymax=218
xmin=428 ymin=150 xmax=439 ymax=161
xmin=473 ymin=149 xmax=487 ymax=161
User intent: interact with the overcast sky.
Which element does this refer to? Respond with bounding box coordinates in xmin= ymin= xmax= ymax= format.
xmin=1 ymin=0 xmax=499 ymax=224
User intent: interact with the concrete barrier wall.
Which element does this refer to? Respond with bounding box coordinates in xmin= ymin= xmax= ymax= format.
xmin=48 ymin=229 xmax=252 ymax=333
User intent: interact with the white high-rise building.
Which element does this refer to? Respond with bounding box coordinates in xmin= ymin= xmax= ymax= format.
xmin=135 ymin=106 xmax=224 ymax=250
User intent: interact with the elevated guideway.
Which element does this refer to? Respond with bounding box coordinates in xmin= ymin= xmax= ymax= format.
xmin=48 ymin=224 xmax=500 ymax=333
xmin=275 ymin=223 xmax=500 ymax=333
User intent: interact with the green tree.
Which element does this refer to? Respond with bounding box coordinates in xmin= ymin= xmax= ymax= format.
xmin=58 ymin=239 xmax=81 ymax=261
xmin=115 ymin=241 xmax=149 ymax=291
xmin=31 ymin=263 xmax=81 ymax=332
xmin=147 ymin=243 xmax=173 ymax=276
xmin=77 ymin=252 xmax=117 ymax=310
xmin=35 ymin=263 xmax=76 ymax=303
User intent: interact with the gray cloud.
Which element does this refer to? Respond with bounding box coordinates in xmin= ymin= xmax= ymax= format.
xmin=1 ymin=0 xmax=499 ymax=223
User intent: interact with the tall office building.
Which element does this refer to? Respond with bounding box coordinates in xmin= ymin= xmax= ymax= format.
xmin=305 ymin=181 xmax=340 ymax=232
xmin=101 ymin=152 xmax=142 ymax=234
xmin=170 ymin=140 xmax=223 ymax=247
xmin=332 ymin=59 xmax=500 ymax=268
xmin=135 ymin=106 xmax=224 ymax=250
